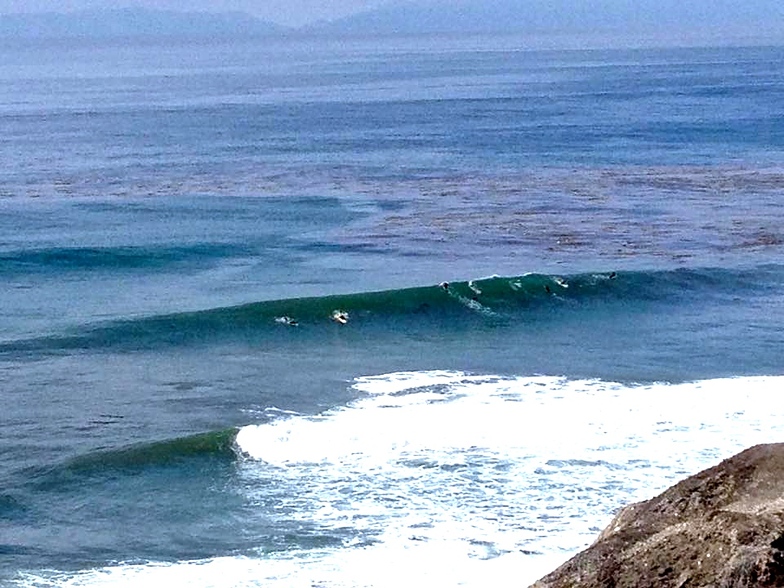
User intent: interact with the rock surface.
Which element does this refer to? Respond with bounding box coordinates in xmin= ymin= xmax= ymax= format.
xmin=531 ymin=443 xmax=784 ymax=588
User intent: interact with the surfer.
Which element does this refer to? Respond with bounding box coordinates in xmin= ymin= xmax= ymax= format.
xmin=275 ymin=316 xmax=299 ymax=326
xmin=331 ymin=310 xmax=349 ymax=324
xmin=439 ymin=281 xmax=449 ymax=291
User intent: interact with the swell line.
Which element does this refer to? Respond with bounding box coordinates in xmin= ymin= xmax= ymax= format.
xmin=1 ymin=265 xmax=780 ymax=355
xmin=27 ymin=429 xmax=239 ymax=491
xmin=0 ymin=243 xmax=253 ymax=274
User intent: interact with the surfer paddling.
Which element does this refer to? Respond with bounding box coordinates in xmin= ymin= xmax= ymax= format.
xmin=274 ymin=316 xmax=299 ymax=326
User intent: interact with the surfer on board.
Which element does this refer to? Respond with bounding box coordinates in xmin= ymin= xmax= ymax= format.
xmin=331 ymin=310 xmax=349 ymax=324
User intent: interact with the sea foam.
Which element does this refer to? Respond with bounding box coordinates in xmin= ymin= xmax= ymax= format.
xmin=19 ymin=371 xmax=784 ymax=588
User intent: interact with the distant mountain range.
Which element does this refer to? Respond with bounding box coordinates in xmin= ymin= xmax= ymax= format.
xmin=0 ymin=7 xmax=282 ymax=39
xmin=0 ymin=1 xmax=782 ymax=40
xmin=311 ymin=0 xmax=784 ymax=36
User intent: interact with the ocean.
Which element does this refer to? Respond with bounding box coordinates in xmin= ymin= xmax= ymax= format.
xmin=1 ymin=33 xmax=783 ymax=587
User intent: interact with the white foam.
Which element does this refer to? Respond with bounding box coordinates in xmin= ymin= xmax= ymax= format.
xmin=20 ymin=371 xmax=784 ymax=588
xmin=16 ymin=547 xmax=566 ymax=588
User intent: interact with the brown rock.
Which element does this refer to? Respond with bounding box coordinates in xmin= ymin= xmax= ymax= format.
xmin=531 ymin=444 xmax=784 ymax=588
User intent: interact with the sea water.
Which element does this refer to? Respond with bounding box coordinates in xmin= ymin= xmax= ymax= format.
xmin=1 ymin=34 xmax=783 ymax=587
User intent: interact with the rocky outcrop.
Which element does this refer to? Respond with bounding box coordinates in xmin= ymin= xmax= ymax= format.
xmin=531 ymin=444 xmax=784 ymax=588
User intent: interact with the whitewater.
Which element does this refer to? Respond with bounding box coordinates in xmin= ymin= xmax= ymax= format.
xmin=16 ymin=372 xmax=784 ymax=587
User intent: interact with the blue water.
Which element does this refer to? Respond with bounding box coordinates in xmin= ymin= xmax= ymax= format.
xmin=1 ymin=34 xmax=783 ymax=587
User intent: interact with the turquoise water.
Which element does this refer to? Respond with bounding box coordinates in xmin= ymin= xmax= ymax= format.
xmin=1 ymin=34 xmax=784 ymax=587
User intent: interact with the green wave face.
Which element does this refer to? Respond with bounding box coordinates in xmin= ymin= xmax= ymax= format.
xmin=10 ymin=429 xmax=248 ymax=567
xmin=28 ymin=429 xmax=240 ymax=490
xmin=2 ymin=266 xmax=781 ymax=354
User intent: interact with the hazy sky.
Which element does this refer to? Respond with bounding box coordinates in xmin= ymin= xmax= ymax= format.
xmin=0 ymin=0 xmax=391 ymax=26
xmin=1 ymin=0 xmax=782 ymax=32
